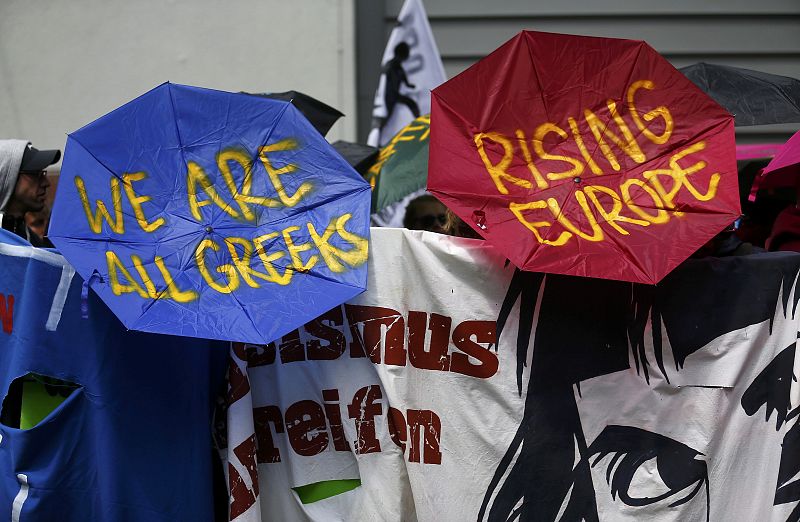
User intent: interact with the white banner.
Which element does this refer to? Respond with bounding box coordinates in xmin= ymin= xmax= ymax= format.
xmin=366 ymin=0 xmax=446 ymax=148
xmin=224 ymin=228 xmax=800 ymax=522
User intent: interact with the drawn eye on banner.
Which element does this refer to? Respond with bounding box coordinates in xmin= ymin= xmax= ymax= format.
xmin=586 ymin=425 xmax=709 ymax=513
xmin=49 ymin=83 xmax=371 ymax=344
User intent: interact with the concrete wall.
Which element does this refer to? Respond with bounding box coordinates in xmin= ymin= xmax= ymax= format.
xmin=0 ymin=0 xmax=357 ymax=158
xmin=357 ymin=0 xmax=800 ymax=143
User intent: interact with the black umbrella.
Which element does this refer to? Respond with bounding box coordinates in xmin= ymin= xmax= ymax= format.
xmin=331 ymin=140 xmax=379 ymax=175
xmin=679 ymin=63 xmax=800 ymax=126
xmin=244 ymin=90 xmax=344 ymax=137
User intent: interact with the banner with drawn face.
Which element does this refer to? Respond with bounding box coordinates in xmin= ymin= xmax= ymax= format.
xmin=223 ymin=228 xmax=800 ymax=522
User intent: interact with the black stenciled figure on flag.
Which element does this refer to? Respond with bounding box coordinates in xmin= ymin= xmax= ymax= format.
xmin=383 ymin=42 xmax=420 ymax=123
xmin=480 ymin=255 xmax=800 ymax=521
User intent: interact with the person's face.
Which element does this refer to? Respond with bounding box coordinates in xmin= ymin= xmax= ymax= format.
xmin=25 ymin=208 xmax=48 ymax=237
xmin=11 ymin=170 xmax=50 ymax=214
xmin=409 ymin=201 xmax=447 ymax=234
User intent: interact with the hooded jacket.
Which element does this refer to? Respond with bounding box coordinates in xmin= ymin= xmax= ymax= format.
xmin=0 ymin=140 xmax=52 ymax=246
xmin=0 ymin=139 xmax=28 ymax=212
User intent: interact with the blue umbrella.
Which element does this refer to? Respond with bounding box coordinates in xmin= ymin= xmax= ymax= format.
xmin=49 ymin=83 xmax=370 ymax=344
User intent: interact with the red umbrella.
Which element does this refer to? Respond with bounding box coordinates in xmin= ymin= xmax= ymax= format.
xmin=753 ymin=130 xmax=800 ymax=193
xmin=428 ymin=31 xmax=740 ymax=284
xmin=746 ymin=130 xmax=800 ymax=202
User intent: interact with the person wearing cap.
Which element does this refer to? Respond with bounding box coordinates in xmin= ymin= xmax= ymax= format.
xmin=0 ymin=139 xmax=61 ymax=247
xmin=0 ymin=140 xmax=63 ymax=429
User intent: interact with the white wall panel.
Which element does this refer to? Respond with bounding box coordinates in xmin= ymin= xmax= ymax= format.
xmin=0 ymin=0 xmax=357 ymax=154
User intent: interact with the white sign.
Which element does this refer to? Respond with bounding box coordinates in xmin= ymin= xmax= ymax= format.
xmin=224 ymin=229 xmax=800 ymax=522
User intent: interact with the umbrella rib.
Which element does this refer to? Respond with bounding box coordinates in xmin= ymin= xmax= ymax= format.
xmin=609 ymin=234 xmax=653 ymax=283
xmin=593 ymin=203 xmax=654 ymax=283
xmin=523 ymin=34 xmax=553 ymax=127
xmin=134 ymin=274 xmax=175 ymax=319
xmin=751 ymin=75 xmax=800 ymax=119
xmin=432 ymin=94 xmax=477 ymax=136
xmin=59 ymin=86 xmax=195 ymax=239
xmin=67 ymin=135 xmax=128 ymax=184
xmin=133 ymin=231 xmax=220 ymax=334
xmin=171 ymin=140 xmax=222 ymax=150
xmin=617 ymin=43 xmax=650 ymax=171
xmin=546 ymin=185 xmax=574 ymax=244
xmin=621 ymin=43 xmax=646 ymax=112
xmin=270 ymin=261 xmax=368 ymax=291
xmin=225 ymin=225 xmax=366 ymax=291
xmin=213 ymin=95 xmax=233 ymax=224
xmin=50 ymin=233 xmax=198 ymax=246
xmin=63 ymin=89 xmax=192 ymax=236
xmin=568 ymin=43 xmax=646 ymax=181
xmin=136 ymin=229 xmax=224 ymax=329
xmin=210 ymin=186 xmax=371 ymax=233
xmin=167 ymin=84 xmax=191 ymax=219
xmin=226 ymin=288 xmax=265 ymax=343
xmin=697 ymin=63 xmax=711 ymax=92
xmin=615 ymin=202 xmax=738 ymax=216
xmin=210 ymin=102 xmax=293 ymax=229
xmin=567 ymin=113 xmax=734 ymax=198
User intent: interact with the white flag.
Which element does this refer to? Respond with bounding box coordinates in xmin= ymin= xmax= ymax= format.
xmin=366 ymin=0 xmax=446 ymax=147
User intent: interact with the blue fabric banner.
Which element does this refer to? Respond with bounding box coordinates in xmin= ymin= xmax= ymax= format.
xmin=0 ymin=230 xmax=227 ymax=521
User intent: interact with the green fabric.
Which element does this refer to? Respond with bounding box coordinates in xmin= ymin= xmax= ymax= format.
xmin=19 ymin=375 xmax=79 ymax=430
xmin=292 ymin=479 xmax=361 ymax=504
xmin=20 ymin=379 xmax=69 ymax=430
xmin=366 ymin=114 xmax=430 ymax=212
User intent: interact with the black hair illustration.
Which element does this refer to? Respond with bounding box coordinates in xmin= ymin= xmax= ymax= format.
xmin=742 ymin=342 xmax=800 ymax=521
xmin=481 ymin=253 xmax=800 ymax=521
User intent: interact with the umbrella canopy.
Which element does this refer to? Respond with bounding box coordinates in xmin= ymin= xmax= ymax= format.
xmin=331 ymin=140 xmax=379 ymax=176
xmin=752 ymin=129 xmax=800 ymax=192
xmin=429 ymin=31 xmax=740 ymax=284
xmin=49 ymin=83 xmax=371 ymax=344
xmin=679 ymin=63 xmax=800 ymax=126
xmin=764 ymin=130 xmax=800 ymax=178
xmin=366 ymin=114 xmax=430 ymax=213
xmin=249 ymin=90 xmax=344 ymax=137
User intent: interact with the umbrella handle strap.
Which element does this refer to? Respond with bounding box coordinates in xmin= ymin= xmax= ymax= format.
xmin=748 ymin=170 xmax=764 ymax=203
xmin=81 ymin=271 xmax=103 ymax=319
